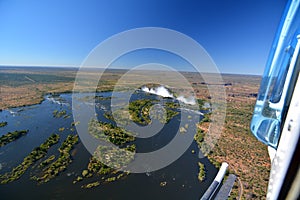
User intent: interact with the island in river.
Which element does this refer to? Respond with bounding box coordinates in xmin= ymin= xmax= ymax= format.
xmin=0 ymin=66 xmax=270 ymax=199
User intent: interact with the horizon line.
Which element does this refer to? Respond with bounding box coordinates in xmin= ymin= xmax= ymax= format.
xmin=0 ymin=64 xmax=262 ymax=76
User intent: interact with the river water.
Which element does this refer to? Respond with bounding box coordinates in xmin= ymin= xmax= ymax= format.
xmin=0 ymin=91 xmax=217 ymax=200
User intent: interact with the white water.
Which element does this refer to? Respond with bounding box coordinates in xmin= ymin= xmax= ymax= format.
xmin=46 ymin=96 xmax=69 ymax=106
xmin=141 ymin=86 xmax=196 ymax=105
xmin=8 ymin=110 xmax=18 ymax=116
xmin=176 ymin=96 xmax=196 ymax=105
xmin=141 ymin=86 xmax=174 ymax=98
xmin=180 ymin=108 xmax=204 ymax=116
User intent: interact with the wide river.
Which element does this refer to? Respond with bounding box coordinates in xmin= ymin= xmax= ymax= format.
xmin=0 ymin=91 xmax=217 ymax=200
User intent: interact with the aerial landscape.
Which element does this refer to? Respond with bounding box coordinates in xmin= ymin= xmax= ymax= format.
xmin=0 ymin=66 xmax=270 ymax=199
xmin=0 ymin=1 xmax=288 ymax=199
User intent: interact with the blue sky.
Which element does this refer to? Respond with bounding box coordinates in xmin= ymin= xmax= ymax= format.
xmin=0 ymin=0 xmax=287 ymax=75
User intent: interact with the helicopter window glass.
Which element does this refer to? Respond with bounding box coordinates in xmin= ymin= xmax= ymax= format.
xmin=270 ymin=35 xmax=298 ymax=103
xmin=251 ymin=3 xmax=300 ymax=148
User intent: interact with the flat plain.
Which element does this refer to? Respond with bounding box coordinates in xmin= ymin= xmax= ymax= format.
xmin=0 ymin=66 xmax=269 ymax=199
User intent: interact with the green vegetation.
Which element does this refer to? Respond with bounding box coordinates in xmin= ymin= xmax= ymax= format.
xmin=38 ymin=155 xmax=56 ymax=168
xmin=0 ymin=130 xmax=28 ymax=147
xmin=71 ymin=121 xmax=80 ymax=126
xmin=86 ymin=144 xmax=135 ymax=175
xmin=202 ymin=113 xmax=211 ymax=122
xmin=74 ymin=119 xmax=136 ymax=188
xmin=34 ymin=134 xmax=78 ymax=183
xmin=160 ymin=181 xmax=167 ymax=187
xmin=208 ymin=157 xmax=221 ymax=169
xmin=91 ymin=99 xmax=180 ymax=174
xmin=196 ymin=99 xmax=211 ymax=110
xmin=197 ymin=99 xmax=205 ymax=108
xmin=125 ymin=144 xmax=136 ymax=152
xmin=87 ymin=118 xmax=136 ymax=175
xmin=0 ymin=121 xmax=7 ymax=127
xmin=194 ymin=128 xmax=205 ymax=143
xmin=0 ymin=68 xmax=269 ymax=198
xmin=81 ymin=181 xmax=100 ymax=189
xmin=0 ymin=134 xmax=59 ymax=184
xmin=105 ymin=176 xmax=116 ymax=182
xmin=82 ymin=169 xmax=89 ymax=177
xmin=74 ymin=148 xmax=133 ymax=187
xmin=63 ymin=115 xmax=70 ymax=119
xmin=0 ymin=72 xmax=74 ymax=87
xmin=0 ymin=67 xmax=126 ymax=110
xmin=179 ymin=126 xmax=187 ymax=133
xmin=53 ymin=109 xmax=67 ymax=118
xmin=110 ymin=109 xmax=131 ymax=125
xmin=94 ymin=145 xmax=135 ymax=169
xmin=165 ymin=102 xmax=180 ymax=109
xmin=75 ymin=176 xmax=83 ymax=182
xmin=128 ymin=99 xmax=153 ymax=125
xmin=194 ymin=122 xmax=208 ymax=155
xmin=88 ymin=119 xmax=135 ymax=146
xmin=128 ymin=99 xmax=179 ymax=125
xmin=95 ymin=96 xmax=112 ymax=101
xmin=220 ymin=102 xmax=270 ymax=198
xmin=77 ymin=95 xmax=112 ymax=103
xmin=165 ymin=109 xmax=179 ymax=123
xmin=195 ymin=99 xmax=271 ymax=198
xmin=197 ymin=162 xmax=206 ymax=182
xmin=87 ymin=156 xmax=113 ymax=176
xmin=103 ymin=111 xmax=114 ymax=121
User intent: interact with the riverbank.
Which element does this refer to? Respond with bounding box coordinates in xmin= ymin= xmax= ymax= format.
xmin=0 ymin=90 xmax=216 ymax=200
xmin=1 ymin=66 xmax=270 ymax=199
xmin=196 ymin=98 xmax=270 ymax=199
xmin=0 ymin=67 xmax=118 ymax=110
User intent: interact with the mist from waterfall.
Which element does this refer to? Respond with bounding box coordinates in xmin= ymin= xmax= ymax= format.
xmin=141 ymin=86 xmax=196 ymax=105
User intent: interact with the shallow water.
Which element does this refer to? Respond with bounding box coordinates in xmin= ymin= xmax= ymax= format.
xmin=0 ymin=92 xmax=217 ymax=200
